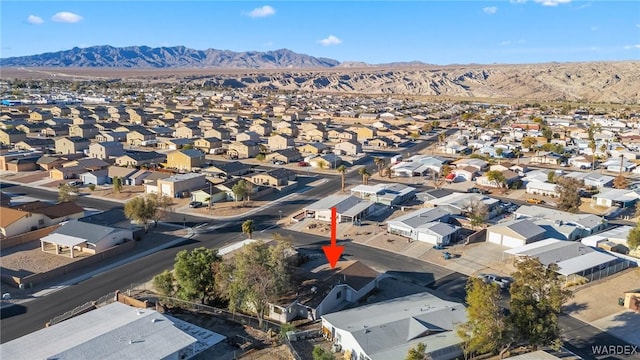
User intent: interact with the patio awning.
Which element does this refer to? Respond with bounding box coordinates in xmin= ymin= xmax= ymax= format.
xmin=41 ymin=233 xmax=87 ymax=247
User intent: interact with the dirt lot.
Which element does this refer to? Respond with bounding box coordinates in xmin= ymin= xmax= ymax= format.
xmin=167 ymin=308 xmax=293 ymax=360
xmin=190 ymin=201 xmax=270 ymax=217
xmin=85 ymin=185 xmax=145 ymax=201
xmin=1 ymin=240 xmax=86 ymax=278
xmin=565 ymin=268 xmax=640 ymax=322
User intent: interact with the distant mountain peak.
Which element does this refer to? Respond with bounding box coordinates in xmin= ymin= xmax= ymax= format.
xmin=0 ymin=45 xmax=342 ymax=69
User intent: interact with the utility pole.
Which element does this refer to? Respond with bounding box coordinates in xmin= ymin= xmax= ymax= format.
xmin=209 ymin=181 xmax=213 ymax=214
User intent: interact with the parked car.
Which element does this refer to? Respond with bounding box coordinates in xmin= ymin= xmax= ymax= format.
xmin=478 ymin=273 xmax=512 ymax=289
xmin=297 ymin=161 xmax=309 ymax=167
xmin=188 ymin=201 xmax=203 ymax=208
xmin=526 ymin=198 xmax=545 ymax=204
xmin=467 ymin=187 xmax=489 ymax=194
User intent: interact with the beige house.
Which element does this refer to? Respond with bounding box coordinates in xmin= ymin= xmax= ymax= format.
xmin=72 ymin=116 xmax=97 ymax=125
xmin=69 ymin=124 xmax=99 ymax=139
xmin=236 ymin=131 xmax=261 ymax=143
xmin=55 ymin=137 xmax=90 ymax=155
xmin=268 ymin=134 xmax=295 ymax=150
xmin=249 ymin=123 xmax=272 ymax=136
xmin=126 ymin=129 xmax=156 ymax=146
xmin=265 ymin=148 xmax=303 ymax=164
xmin=334 ymin=140 xmax=362 ymax=156
xmin=175 ymin=126 xmax=202 ymax=139
xmin=29 ymin=110 xmax=53 ymax=121
xmin=302 ymin=128 xmax=326 ymax=142
xmin=88 ymin=141 xmax=124 ymax=160
xmin=114 ymin=151 xmax=166 ymax=167
xmin=228 ymin=141 xmax=260 ymax=159
xmin=299 ymin=142 xmax=328 ymax=154
xmin=355 ymin=127 xmax=377 ymax=141
xmin=0 ymin=128 xmax=27 ymax=145
xmin=193 ymin=137 xmax=222 ymax=153
xmin=49 ymin=165 xmax=85 ymax=180
xmin=204 ymin=128 xmax=230 ymax=140
xmin=166 ymin=149 xmax=206 ymax=171
xmin=250 ymin=168 xmax=296 ymax=187
xmin=148 ymin=173 xmax=207 ymax=198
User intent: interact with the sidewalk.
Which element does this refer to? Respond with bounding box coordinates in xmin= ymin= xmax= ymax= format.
xmin=3 ymin=225 xmax=200 ymax=305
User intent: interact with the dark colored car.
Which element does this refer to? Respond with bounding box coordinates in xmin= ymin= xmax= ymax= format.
xmin=188 ymin=201 xmax=203 ymax=208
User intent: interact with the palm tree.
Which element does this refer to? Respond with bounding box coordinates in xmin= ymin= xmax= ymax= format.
xmin=373 ymin=157 xmax=385 ymax=175
xmin=358 ymin=167 xmax=370 ymax=185
xmin=241 ymin=219 xmax=254 ymax=239
xmin=337 ymin=165 xmax=347 ymax=192
xmin=589 ymin=140 xmax=597 ymax=170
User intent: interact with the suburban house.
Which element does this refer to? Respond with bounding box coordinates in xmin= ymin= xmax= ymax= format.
xmin=0 ymin=128 xmax=27 ymax=145
xmin=147 ymin=173 xmax=207 ymax=198
xmin=308 ymin=154 xmax=342 ymax=169
xmin=126 ymin=128 xmax=156 ymax=146
xmin=350 ymin=183 xmax=416 ymax=206
xmin=193 ymin=137 xmax=222 ymax=153
xmin=269 ymin=260 xmax=381 ymax=323
xmin=166 ymin=149 xmax=206 ymax=171
xmin=334 ymin=139 xmax=363 ymax=156
xmin=88 ymin=141 xmax=125 ymax=160
xmin=299 ymin=142 xmax=328 ymax=154
xmin=565 ymin=172 xmax=614 ymax=189
xmin=301 ymin=128 xmax=326 ymax=142
xmin=485 ymin=219 xmax=547 ymax=248
xmin=190 ymin=185 xmax=227 ymax=205
xmin=355 ymin=126 xmax=377 ymax=141
xmin=526 ymin=181 xmax=560 ymax=197
xmin=476 ymin=169 xmax=520 ymax=188
xmin=55 ymin=137 xmax=90 ymax=155
xmin=321 ymin=292 xmax=466 ymax=360
xmin=49 ymin=166 xmax=85 ymax=180
xmin=158 ymin=138 xmax=194 ymax=151
xmin=265 ymin=148 xmax=303 ymax=164
xmin=228 ymin=140 xmax=260 ymax=159
xmin=41 ymin=125 xmax=70 ymax=137
xmin=425 ymin=192 xmax=501 ymax=220
xmin=204 ymin=128 xmax=230 ymax=140
xmin=304 ymin=195 xmax=374 ymax=223
xmin=249 ymin=168 xmax=296 ymax=187
xmin=592 ymin=188 xmax=640 ymax=208
xmin=114 ymin=151 xmax=166 ymax=168
xmin=36 ymin=156 xmax=66 ymax=171
xmin=107 ymin=166 xmax=139 ymax=184
xmin=174 ymin=125 xmax=201 ymax=139
xmin=12 ymin=201 xmax=85 ymax=226
xmin=367 ymin=137 xmax=394 ymax=149
xmin=0 ymin=206 xmax=48 ymax=237
xmin=40 ymin=219 xmax=133 ymax=257
xmin=69 ymin=124 xmax=99 ymax=139
xmin=517 ymin=205 xmax=607 ymax=240
xmin=386 ymin=207 xmax=458 ymax=245
xmin=268 ymin=134 xmax=295 ymax=150
xmin=15 ymin=138 xmax=55 ymax=152
xmin=236 ymin=131 xmax=261 ymax=143
xmin=452 ymin=166 xmax=478 ymax=181
xmin=80 ymin=169 xmax=110 ymax=185
xmin=215 ymin=178 xmax=259 ymax=201
xmin=529 ymin=151 xmax=564 ymax=165
xmin=204 ymin=161 xmax=252 ymax=178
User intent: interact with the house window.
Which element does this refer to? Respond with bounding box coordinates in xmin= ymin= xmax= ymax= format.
xmin=273 ymin=306 xmax=282 ymax=315
xmin=336 ymin=291 xmax=342 ymax=299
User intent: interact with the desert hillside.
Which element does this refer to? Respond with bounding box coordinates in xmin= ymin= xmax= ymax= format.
xmin=2 ymin=61 xmax=639 ymax=104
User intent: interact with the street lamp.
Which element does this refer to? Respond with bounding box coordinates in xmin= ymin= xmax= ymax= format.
xmin=279 ymin=210 xmax=282 ymax=220
xmin=183 ymin=217 xmax=186 ymax=229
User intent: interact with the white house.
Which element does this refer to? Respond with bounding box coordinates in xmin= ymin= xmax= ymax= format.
xmin=485 ymin=219 xmax=547 ymax=248
xmin=304 ymin=194 xmax=374 ymax=223
xmin=526 ymin=181 xmax=559 ymax=197
xmin=321 ymin=292 xmax=467 ymax=360
xmin=386 ymin=208 xmax=458 ymax=245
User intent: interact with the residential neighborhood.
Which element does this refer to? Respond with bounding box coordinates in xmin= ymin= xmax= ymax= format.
xmin=1 ymin=79 xmax=640 ymax=360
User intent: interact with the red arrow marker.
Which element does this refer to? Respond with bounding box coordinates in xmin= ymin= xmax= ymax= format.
xmin=322 ymin=206 xmax=344 ymax=269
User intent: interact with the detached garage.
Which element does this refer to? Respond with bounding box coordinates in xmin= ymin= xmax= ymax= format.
xmin=486 ymin=219 xmax=546 ymax=248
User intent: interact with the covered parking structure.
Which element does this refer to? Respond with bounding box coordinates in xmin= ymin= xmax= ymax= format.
xmin=40 ymin=233 xmax=88 ymax=258
xmin=504 ymin=239 xmax=629 ymax=285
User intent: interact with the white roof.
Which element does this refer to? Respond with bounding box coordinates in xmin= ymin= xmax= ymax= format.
xmin=556 ymin=251 xmax=617 ymax=276
xmin=504 ymin=238 xmax=563 ymax=255
xmin=0 ymin=302 xmax=224 ymax=360
xmin=41 ymin=233 xmax=88 ymax=247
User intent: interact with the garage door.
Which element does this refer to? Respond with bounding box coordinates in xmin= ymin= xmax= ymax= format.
xmin=502 ymin=236 xmax=524 ymax=248
xmin=487 ymin=231 xmax=502 ymax=245
xmin=161 ymin=184 xmax=172 ymax=197
xmin=417 ymin=232 xmax=437 ymax=244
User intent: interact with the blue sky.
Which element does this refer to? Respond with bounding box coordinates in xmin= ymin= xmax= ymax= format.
xmin=1 ymin=1 xmax=639 ymax=65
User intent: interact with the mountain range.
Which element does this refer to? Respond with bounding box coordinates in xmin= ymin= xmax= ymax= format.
xmin=0 ymin=45 xmax=342 ymax=69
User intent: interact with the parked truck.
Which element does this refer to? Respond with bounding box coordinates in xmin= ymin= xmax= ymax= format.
xmin=478 ymin=273 xmax=512 ymax=289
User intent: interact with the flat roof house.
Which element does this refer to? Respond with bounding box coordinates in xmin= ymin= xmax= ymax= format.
xmin=386 ymin=207 xmax=457 ymax=245
xmin=486 ymin=219 xmax=547 ymax=248
xmin=350 ymin=183 xmax=416 ymax=206
xmin=0 ymin=301 xmax=225 ymax=360
xmin=321 ymin=291 xmax=467 ymax=360
xmin=40 ymin=219 xmax=133 ymax=257
xmin=304 ymin=194 xmax=374 ymax=223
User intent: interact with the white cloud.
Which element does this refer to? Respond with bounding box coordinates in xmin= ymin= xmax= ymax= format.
xmin=483 ymin=6 xmax=498 ymax=14
xmin=623 ymin=44 xmax=640 ymax=50
xmin=247 ymin=5 xmax=275 ymax=18
xmin=51 ymin=12 xmax=83 ymax=23
xmin=499 ymin=39 xmax=526 ymax=46
xmin=590 ymin=26 xmax=598 ymax=31
xmin=510 ymin=0 xmax=527 ymax=3
xmin=27 ymin=15 xmax=44 ymax=24
xmin=264 ymin=41 xmax=274 ymax=47
xmin=318 ymin=35 xmax=342 ymax=46
xmin=533 ymin=0 xmax=571 ymax=6
xmin=636 ymin=24 xmax=640 ymax=28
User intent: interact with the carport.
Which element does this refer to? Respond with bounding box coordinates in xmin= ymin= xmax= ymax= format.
xmin=40 ymin=233 xmax=87 ymax=258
